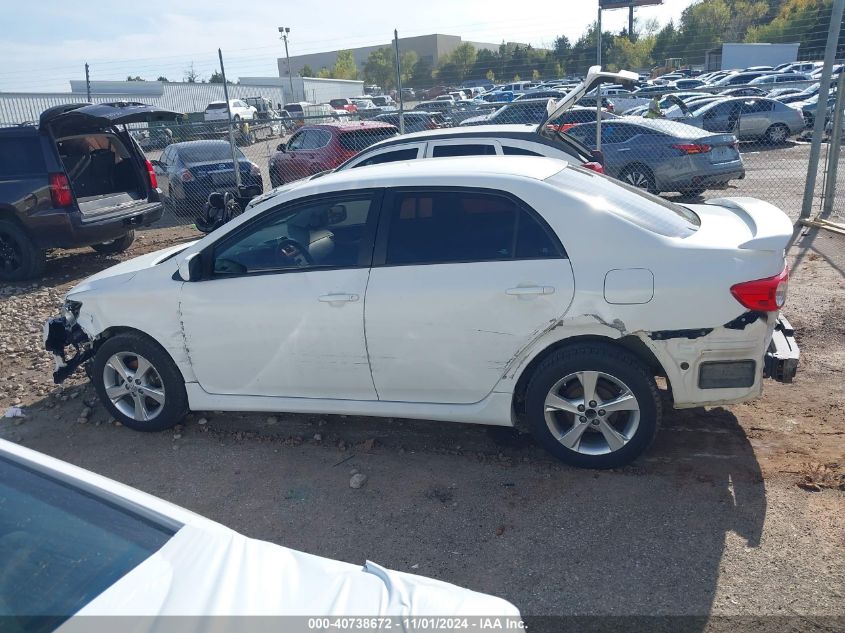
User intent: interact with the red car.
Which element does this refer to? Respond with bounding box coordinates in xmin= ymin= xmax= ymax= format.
xmin=269 ymin=122 xmax=398 ymax=187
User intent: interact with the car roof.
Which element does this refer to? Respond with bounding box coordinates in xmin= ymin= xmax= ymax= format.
xmin=359 ymin=123 xmax=542 ymax=147
xmin=299 ymin=121 xmax=397 ymax=132
xmin=289 ymin=155 xmax=568 ymax=192
xmin=171 ymin=139 xmax=232 ymax=148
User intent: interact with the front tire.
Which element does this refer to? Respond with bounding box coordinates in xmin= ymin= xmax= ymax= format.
xmin=524 ymin=343 xmax=661 ymax=469
xmin=92 ymin=332 xmax=188 ymax=432
xmin=91 ymin=230 xmax=135 ymax=254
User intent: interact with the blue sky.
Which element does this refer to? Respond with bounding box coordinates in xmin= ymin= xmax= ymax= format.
xmin=0 ymin=0 xmax=694 ymax=92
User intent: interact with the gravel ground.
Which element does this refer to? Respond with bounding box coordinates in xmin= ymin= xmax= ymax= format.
xmin=0 ymin=156 xmax=843 ymax=627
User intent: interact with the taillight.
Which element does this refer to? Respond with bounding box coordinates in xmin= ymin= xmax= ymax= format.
xmin=48 ymin=172 xmax=72 ymax=207
xmin=144 ymin=159 xmax=157 ymax=189
xmin=582 ymin=161 xmax=604 ymax=174
xmin=180 ymin=169 xmax=194 ymax=182
xmin=672 ymin=143 xmax=712 ymax=154
xmin=730 ymin=266 xmax=789 ymax=311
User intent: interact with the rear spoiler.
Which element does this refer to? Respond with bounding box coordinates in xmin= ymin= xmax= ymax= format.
xmin=705 ymin=197 xmax=794 ymax=251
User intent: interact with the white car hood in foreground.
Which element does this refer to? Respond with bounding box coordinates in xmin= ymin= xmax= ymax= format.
xmin=71 ymin=524 xmax=518 ymax=619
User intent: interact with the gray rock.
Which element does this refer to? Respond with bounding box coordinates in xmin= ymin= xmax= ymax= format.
xmin=349 ymin=473 xmax=368 ymax=489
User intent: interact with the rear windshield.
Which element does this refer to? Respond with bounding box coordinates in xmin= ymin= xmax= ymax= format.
xmin=547 ymin=167 xmax=700 ymax=237
xmin=0 ymin=455 xmax=175 ymax=627
xmin=205 ymin=103 xmax=227 ymax=110
xmin=329 ymin=99 xmax=347 ymax=108
xmin=179 ymin=144 xmax=245 ymax=163
xmin=285 ymin=104 xmax=303 ymax=113
xmin=338 ymin=128 xmax=398 ymax=152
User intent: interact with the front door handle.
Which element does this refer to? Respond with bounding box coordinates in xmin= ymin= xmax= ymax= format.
xmin=506 ymin=286 xmax=555 ymax=296
xmin=318 ymin=293 xmax=359 ymax=303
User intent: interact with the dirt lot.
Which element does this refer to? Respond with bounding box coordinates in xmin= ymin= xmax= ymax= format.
xmin=1 ymin=194 xmax=843 ymax=625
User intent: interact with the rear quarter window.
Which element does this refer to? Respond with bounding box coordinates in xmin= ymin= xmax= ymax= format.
xmin=338 ymin=129 xmax=398 ymax=152
xmin=0 ymin=137 xmax=46 ymax=176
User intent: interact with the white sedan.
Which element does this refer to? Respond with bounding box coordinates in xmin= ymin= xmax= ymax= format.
xmin=0 ymin=438 xmax=519 ymax=623
xmin=44 ymin=156 xmax=798 ymax=469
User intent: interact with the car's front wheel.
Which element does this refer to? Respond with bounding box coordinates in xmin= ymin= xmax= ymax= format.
xmin=92 ymin=332 xmax=188 ymax=432
xmin=524 ymin=343 xmax=661 ymax=469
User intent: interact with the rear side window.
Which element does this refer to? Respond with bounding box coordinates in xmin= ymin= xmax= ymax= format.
xmin=384 ymin=190 xmax=564 ymax=265
xmin=502 ymin=146 xmax=542 ymax=156
xmin=0 ymin=137 xmax=45 ymax=176
xmin=338 ymin=129 xmax=398 ymax=152
xmin=353 ymin=147 xmax=418 ymax=167
xmin=0 ymin=456 xmax=174 ymax=627
xmin=431 ymin=144 xmax=497 ymax=157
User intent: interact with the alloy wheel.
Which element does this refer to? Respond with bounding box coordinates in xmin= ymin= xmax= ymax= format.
xmin=0 ymin=231 xmax=22 ymax=275
xmin=543 ymin=370 xmax=640 ymax=455
xmin=623 ymin=170 xmax=651 ymax=190
xmin=102 ymin=352 xmax=166 ymax=422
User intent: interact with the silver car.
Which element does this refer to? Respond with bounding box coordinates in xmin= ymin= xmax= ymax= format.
xmin=565 ymin=118 xmax=745 ymax=198
xmin=684 ymin=97 xmax=805 ymax=143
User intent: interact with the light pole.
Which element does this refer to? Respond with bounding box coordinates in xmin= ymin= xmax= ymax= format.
xmin=278 ymin=26 xmax=294 ymax=100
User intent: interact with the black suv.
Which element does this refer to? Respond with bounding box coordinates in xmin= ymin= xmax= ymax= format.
xmin=0 ymin=102 xmax=179 ymax=281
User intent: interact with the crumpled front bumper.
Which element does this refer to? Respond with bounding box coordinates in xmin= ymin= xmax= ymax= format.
xmin=43 ymin=314 xmax=93 ymax=384
xmin=763 ymin=315 xmax=799 ymax=383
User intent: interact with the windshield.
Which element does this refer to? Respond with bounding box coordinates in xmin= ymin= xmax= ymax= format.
xmin=0 ymin=456 xmax=175 ymax=628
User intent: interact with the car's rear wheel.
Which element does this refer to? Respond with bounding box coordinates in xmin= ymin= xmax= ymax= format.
xmin=619 ymin=165 xmax=658 ymax=194
xmin=764 ymin=123 xmax=789 ymax=145
xmin=524 ymin=343 xmax=661 ymax=469
xmin=92 ymin=332 xmax=188 ymax=432
xmin=91 ymin=230 xmax=135 ymax=255
xmin=0 ymin=219 xmax=46 ymax=282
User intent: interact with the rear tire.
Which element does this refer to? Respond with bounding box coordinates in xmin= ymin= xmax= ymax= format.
xmin=92 ymin=332 xmax=188 ymax=432
xmin=0 ymin=219 xmax=46 ymax=282
xmin=523 ymin=343 xmax=661 ymax=469
xmin=764 ymin=123 xmax=789 ymax=145
xmin=619 ymin=164 xmax=658 ymax=194
xmin=91 ymin=230 xmax=135 ymax=254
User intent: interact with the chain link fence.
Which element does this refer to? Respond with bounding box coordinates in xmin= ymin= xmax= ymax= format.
xmin=139 ymin=80 xmax=843 ymax=230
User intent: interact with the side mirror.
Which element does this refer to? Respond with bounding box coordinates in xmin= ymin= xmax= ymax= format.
xmin=276 ymin=143 xmax=287 ymax=152
xmin=177 ymin=252 xmax=202 ymax=282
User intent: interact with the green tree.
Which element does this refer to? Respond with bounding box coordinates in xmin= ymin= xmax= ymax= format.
xmin=332 ymin=50 xmax=359 ymax=80
xmin=317 ymin=67 xmax=332 ymax=79
xmin=363 ymin=47 xmax=395 ymax=89
xmin=156 ymin=76 xmax=169 ymax=82
xmin=300 ymin=65 xmax=314 ymax=77
xmin=746 ymin=0 xmax=844 ymax=60
xmin=408 ymin=56 xmax=433 ymax=87
xmin=485 ymin=69 xmax=496 ymax=82
xmin=447 ymin=43 xmax=477 ymax=83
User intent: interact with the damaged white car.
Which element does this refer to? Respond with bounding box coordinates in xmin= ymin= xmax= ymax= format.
xmin=45 ymin=156 xmax=799 ymax=469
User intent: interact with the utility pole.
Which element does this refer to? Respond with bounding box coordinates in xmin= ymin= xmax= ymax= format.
xmin=596 ymin=4 xmax=602 ymax=150
xmin=393 ymin=29 xmax=405 ymax=134
xmin=279 ymin=27 xmax=294 ymax=101
xmin=218 ymin=48 xmax=242 ymax=190
xmin=85 ymin=63 xmax=91 ymax=102
xmin=629 ymin=5 xmax=635 ymax=41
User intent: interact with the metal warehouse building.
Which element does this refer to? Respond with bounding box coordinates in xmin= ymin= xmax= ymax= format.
xmin=281 ymin=33 xmax=502 ymax=80
xmin=0 ymin=77 xmax=366 ymax=125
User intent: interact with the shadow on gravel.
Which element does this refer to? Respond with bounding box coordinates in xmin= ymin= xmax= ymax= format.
xmin=5 ymin=389 xmax=766 ymax=623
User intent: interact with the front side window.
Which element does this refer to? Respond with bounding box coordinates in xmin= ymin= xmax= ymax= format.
xmin=384 ymin=190 xmax=563 ymax=265
xmin=213 ymin=193 xmax=375 ymax=275
xmin=301 ymin=130 xmax=331 ymax=150
xmin=0 ymin=456 xmax=174 ymax=625
xmin=287 ymin=131 xmax=306 ymax=151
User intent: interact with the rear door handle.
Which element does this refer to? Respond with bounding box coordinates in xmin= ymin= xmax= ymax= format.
xmin=506 ymin=286 xmax=555 ymax=296
xmin=318 ymin=293 xmax=359 ymax=303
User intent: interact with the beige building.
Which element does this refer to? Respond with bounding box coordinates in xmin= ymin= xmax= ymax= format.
xmin=279 ymin=33 xmax=501 ymax=80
